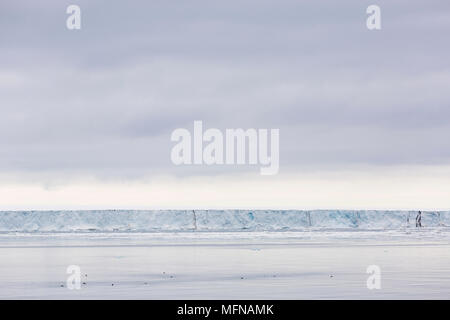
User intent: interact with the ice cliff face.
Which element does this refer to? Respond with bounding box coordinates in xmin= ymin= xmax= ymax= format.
xmin=0 ymin=210 xmax=448 ymax=233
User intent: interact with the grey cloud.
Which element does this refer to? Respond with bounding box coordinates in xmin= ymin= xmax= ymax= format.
xmin=0 ymin=0 xmax=450 ymax=177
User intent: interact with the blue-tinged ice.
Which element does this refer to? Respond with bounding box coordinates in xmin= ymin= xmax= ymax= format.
xmin=0 ymin=210 xmax=448 ymax=233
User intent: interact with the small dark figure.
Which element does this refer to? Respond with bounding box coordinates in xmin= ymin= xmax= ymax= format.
xmin=416 ymin=211 xmax=422 ymax=228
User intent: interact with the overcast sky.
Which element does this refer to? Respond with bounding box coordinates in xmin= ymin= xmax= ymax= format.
xmin=1 ymin=1 xmax=450 ymax=209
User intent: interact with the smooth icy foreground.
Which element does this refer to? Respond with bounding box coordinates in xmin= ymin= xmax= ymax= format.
xmin=1 ymin=228 xmax=450 ymax=299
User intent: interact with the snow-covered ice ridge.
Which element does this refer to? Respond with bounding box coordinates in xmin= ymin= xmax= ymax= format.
xmin=0 ymin=210 xmax=449 ymax=233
